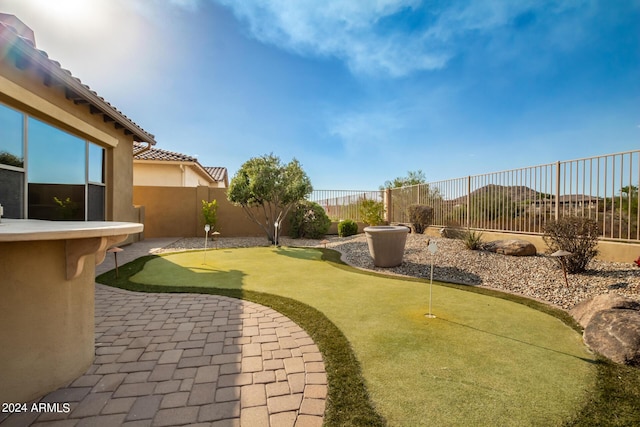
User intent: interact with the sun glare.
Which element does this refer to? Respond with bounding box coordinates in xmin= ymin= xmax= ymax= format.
xmin=27 ymin=0 xmax=106 ymax=25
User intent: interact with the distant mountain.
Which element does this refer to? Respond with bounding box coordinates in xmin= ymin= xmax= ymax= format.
xmin=452 ymin=184 xmax=548 ymax=204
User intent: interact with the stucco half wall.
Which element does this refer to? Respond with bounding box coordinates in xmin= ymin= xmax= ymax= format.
xmin=423 ymin=226 xmax=640 ymax=263
xmin=0 ymin=240 xmax=95 ymax=403
xmin=133 ymin=186 xmax=292 ymax=238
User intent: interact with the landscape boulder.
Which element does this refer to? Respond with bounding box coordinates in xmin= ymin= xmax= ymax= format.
xmin=484 ymin=239 xmax=537 ymax=256
xmin=570 ymin=293 xmax=640 ymax=328
xmin=583 ymin=309 xmax=640 ymax=366
xmin=439 ymin=227 xmax=464 ymax=239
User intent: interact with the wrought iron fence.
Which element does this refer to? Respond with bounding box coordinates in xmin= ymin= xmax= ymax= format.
xmin=388 ymin=150 xmax=640 ymax=241
xmin=309 ymin=189 xmax=384 ymax=223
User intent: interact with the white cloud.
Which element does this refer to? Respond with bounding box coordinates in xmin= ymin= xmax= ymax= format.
xmin=211 ymin=0 xmax=596 ymax=78
xmin=326 ymin=82 xmax=459 ymax=155
xmin=329 ymin=109 xmax=405 ymax=155
xmin=213 ymin=0 xmax=449 ymax=77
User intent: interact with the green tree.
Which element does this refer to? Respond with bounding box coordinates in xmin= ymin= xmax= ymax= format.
xmin=227 ymin=154 xmax=312 ymax=244
xmin=0 ymin=151 xmax=23 ymax=167
xmin=619 ymin=185 xmax=638 ymax=215
xmin=381 ymin=170 xmax=441 ymax=223
xmin=381 ymin=170 xmax=426 ymax=189
xmin=621 ymin=185 xmax=638 ymax=197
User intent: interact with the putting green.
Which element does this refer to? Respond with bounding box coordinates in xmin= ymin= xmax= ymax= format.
xmin=131 ymin=247 xmax=596 ymax=426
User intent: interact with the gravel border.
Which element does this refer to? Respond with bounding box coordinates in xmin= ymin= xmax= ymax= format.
xmin=160 ymin=234 xmax=640 ymax=310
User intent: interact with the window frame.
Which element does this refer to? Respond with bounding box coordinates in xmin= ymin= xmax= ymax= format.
xmin=0 ymin=101 xmax=107 ymax=221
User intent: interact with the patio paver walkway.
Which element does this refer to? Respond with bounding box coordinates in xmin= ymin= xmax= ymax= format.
xmin=1 ymin=239 xmax=326 ymax=427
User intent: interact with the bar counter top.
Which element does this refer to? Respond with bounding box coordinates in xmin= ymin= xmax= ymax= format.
xmin=0 ymin=218 xmax=143 ymax=241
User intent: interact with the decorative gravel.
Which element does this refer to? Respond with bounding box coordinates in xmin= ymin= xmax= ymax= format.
xmin=161 ymin=234 xmax=640 ymax=310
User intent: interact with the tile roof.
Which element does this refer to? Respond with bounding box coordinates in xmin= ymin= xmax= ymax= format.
xmin=0 ymin=15 xmax=156 ymax=144
xmin=133 ymin=143 xmax=228 ymax=183
xmin=204 ymin=166 xmax=228 ymax=182
xmin=133 ymin=143 xmax=197 ymax=162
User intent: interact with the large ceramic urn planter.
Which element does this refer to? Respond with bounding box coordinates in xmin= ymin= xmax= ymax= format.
xmin=364 ymin=225 xmax=410 ymax=267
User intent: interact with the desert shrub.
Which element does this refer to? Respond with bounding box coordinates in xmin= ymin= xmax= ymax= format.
xmin=201 ymin=200 xmax=218 ymax=228
xmin=338 ymin=219 xmax=358 ymax=237
xmin=359 ymin=199 xmax=385 ymax=226
xmin=289 ymin=201 xmax=331 ymax=239
xmin=407 ymin=204 xmax=434 ymax=234
xmin=543 ymin=216 xmax=599 ymax=273
xmin=462 ymin=228 xmax=483 ymax=250
xmin=201 ymin=199 xmax=218 ymax=238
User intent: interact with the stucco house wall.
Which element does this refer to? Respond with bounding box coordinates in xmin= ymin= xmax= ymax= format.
xmin=134 ymin=162 xmax=218 ymax=187
xmin=133 ymin=144 xmax=228 ymax=189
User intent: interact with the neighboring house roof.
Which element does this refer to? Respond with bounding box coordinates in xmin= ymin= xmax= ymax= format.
xmin=0 ymin=14 xmax=156 ymax=145
xmin=133 ymin=143 xmax=197 ymax=162
xmin=133 ymin=143 xmax=228 ymax=185
xmin=556 ymin=195 xmax=601 ymax=203
xmin=533 ymin=194 xmax=602 ymax=205
xmin=204 ymin=167 xmax=227 ymax=183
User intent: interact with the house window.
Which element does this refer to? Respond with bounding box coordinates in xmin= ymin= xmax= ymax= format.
xmin=28 ymin=117 xmax=86 ymax=220
xmin=88 ymin=142 xmax=105 ymax=184
xmin=0 ymin=104 xmax=23 ymax=167
xmin=0 ymin=103 xmax=25 ymax=218
xmin=88 ymin=142 xmax=105 ymax=221
xmin=0 ymin=102 xmax=106 ymax=220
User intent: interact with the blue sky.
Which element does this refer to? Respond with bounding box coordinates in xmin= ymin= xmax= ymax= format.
xmin=2 ymin=0 xmax=639 ymax=189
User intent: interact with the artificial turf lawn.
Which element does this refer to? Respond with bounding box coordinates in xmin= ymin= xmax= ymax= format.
xmin=113 ymin=246 xmax=597 ymax=426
